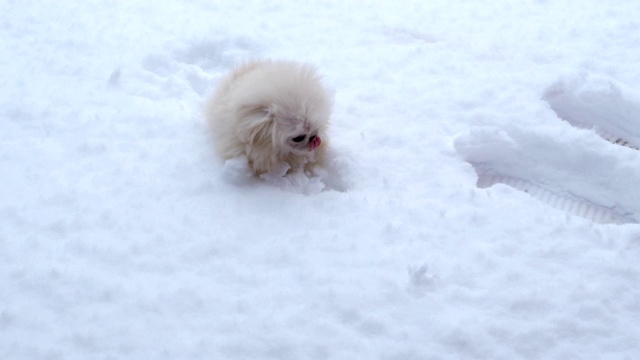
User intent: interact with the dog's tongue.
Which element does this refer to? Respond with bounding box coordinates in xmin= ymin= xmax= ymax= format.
xmin=308 ymin=136 xmax=322 ymax=151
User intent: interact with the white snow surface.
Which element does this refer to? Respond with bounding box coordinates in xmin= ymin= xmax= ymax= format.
xmin=3 ymin=1 xmax=640 ymax=359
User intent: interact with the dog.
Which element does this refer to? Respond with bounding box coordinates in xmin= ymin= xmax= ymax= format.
xmin=205 ymin=60 xmax=332 ymax=175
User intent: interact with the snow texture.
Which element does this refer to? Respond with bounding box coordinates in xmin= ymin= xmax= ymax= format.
xmin=2 ymin=1 xmax=640 ymax=359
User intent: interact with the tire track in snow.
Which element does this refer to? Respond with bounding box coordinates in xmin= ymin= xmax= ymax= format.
xmin=474 ymin=169 xmax=635 ymax=224
xmin=455 ymin=72 xmax=640 ymax=224
xmin=543 ymin=72 xmax=640 ymax=151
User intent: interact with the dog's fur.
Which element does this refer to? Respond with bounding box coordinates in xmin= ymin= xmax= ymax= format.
xmin=205 ymin=60 xmax=332 ymax=175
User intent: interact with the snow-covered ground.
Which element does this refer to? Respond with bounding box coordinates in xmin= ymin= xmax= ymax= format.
xmin=3 ymin=1 xmax=640 ymax=359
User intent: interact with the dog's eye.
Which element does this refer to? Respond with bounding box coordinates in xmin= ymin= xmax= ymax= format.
xmin=292 ymin=135 xmax=306 ymax=143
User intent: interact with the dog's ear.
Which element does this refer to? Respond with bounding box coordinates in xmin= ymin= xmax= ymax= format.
xmin=237 ymin=106 xmax=274 ymax=145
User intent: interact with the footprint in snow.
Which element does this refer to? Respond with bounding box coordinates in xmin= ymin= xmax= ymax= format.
xmin=455 ymin=72 xmax=640 ymax=224
xmin=138 ymin=37 xmax=261 ymax=97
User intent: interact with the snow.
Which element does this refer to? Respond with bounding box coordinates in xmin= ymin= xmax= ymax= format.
xmin=2 ymin=0 xmax=640 ymax=359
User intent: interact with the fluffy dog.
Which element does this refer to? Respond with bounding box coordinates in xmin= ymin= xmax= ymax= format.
xmin=205 ymin=60 xmax=332 ymax=175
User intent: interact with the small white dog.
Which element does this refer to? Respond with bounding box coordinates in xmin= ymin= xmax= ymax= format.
xmin=205 ymin=60 xmax=333 ymax=175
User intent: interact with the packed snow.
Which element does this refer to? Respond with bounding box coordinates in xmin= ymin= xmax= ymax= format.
xmin=2 ymin=1 xmax=640 ymax=359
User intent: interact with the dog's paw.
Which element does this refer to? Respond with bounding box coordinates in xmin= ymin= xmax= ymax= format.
xmin=259 ymin=162 xmax=291 ymax=181
xmin=260 ymin=162 xmax=327 ymax=194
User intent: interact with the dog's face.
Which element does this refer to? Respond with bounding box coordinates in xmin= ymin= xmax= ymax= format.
xmin=237 ymin=103 xmax=328 ymax=159
xmin=270 ymin=105 xmax=328 ymax=157
xmin=245 ymin=97 xmax=328 ymax=158
xmin=279 ymin=118 xmax=323 ymax=155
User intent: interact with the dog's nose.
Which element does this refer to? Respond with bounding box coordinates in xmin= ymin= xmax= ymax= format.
xmin=308 ymin=135 xmax=316 ymax=143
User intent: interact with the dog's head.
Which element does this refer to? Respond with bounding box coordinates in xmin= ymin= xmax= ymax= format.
xmin=237 ymin=64 xmax=332 ymax=158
